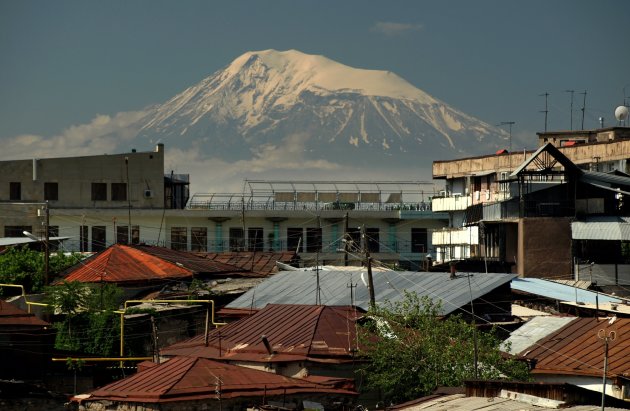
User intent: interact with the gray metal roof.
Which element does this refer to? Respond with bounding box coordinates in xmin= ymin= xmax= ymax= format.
xmin=571 ymin=216 xmax=630 ymax=240
xmin=0 ymin=236 xmax=70 ymax=247
xmin=501 ymin=316 xmax=576 ymax=355
xmin=511 ymin=278 xmax=621 ymax=305
xmin=227 ymin=270 xmax=516 ymax=315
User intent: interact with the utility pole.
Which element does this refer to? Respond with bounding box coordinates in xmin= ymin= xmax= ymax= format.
xmin=343 ymin=212 xmax=349 ymax=267
xmin=125 ymin=157 xmax=131 ymax=245
xmin=466 ymin=274 xmax=479 ymax=379
xmin=539 ymin=92 xmax=549 ymax=132
xmin=598 ymin=329 xmax=616 ymax=411
xmin=581 ymin=91 xmax=587 ymax=130
xmin=361 ymin=225 xmax=376 ymax=308
xmin=565 ymin=89 xmax=575 ymax=130
xmin=151 ymin=315 xmax=160 ymax=364
xmin=44 ymin=202 xmax=49 ymax=286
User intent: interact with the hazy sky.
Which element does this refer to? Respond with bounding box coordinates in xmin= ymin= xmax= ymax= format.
xmin=1 ymin=0 xmax=629 ymax=152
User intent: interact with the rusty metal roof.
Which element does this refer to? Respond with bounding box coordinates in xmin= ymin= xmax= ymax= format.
xmin=520 ymin=317 xmax=630 ymax=378
xmin=0 ymin=300 xmax=50 ymax=327
xmin=73 ymin=356 xmax=356 ymax=404
xmin=56 ymin=244 xmax=243 ymax=285
xmin=196 ymin=251 xmax=297 ymax=277
xmin=162 ymin=304 xmax=363 ymax=363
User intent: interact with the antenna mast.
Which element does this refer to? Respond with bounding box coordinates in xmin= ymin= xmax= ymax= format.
xmin=565 ymin=89 xmax=575 ymax=130
xmin=539 ymin=92 xmax=549 ymax=132
xmin=580 ymin=90 xmax=587 ymax=130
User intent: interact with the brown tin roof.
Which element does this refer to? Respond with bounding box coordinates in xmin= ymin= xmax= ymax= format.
xmin=162 ymin=304 xmax=363 ymax=363
xmin=56 ymin=244 xmax=244 ymax=285
xmin=72 ymin=356 xmax=356 ymax=404
xmin=521 ymin=317 xmax=630 ymax=378
xmin=0 ymin=300 xmax=50 ymax=327
xmin=195 ymin=251 xmax=297 ymax=277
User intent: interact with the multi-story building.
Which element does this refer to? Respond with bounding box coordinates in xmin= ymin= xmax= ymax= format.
xmin=432 ymin=126 xmax=630 ymax=283
xmin=0 ymin=145 xmax=446 ymax=269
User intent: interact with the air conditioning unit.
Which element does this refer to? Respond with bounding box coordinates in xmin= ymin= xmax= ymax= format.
xmin=143 ymin=189 xmax=153 ymax=198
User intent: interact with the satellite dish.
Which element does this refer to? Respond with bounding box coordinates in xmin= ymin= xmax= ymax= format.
xmin=615 ymin=105 xmax=629 ymax=121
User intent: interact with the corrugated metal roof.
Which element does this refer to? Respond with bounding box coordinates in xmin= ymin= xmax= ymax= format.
xmin=57 ymin=244 xmax=244 ymax=285
xmin=520 ymin=317 xmax=630 ymax=379
xmin=226 ymin=270 xmax=517 ymax=316
xmin=571 ymin=216 xmax=630 ymax=240
xmin=511 ymin=278 xmax=621 ymax=305
xmin=74 ymin=356 xmax=356 ymax=404
xmin=162 ymin=304 xmax=362 ymax=363
xmin=196 ymin=251 xmax=297 ymax=277
xmin=501 ymin=316 xmax=576 ymax=355
xmin=0 ymin=236 xmax=70 ymax=247
xmin=391 ymin=393 xmax=629 ymax=410
xmin=0 ymin=300 xmax=50 ymax=327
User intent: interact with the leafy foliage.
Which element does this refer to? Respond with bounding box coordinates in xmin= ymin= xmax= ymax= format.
xmin=358 ymin=291 xmax=530 ymax=404
xmin=45 ymin=281 xmax=123 ymax=356
xmin=0 ymin=246 xmax=81 ymax=293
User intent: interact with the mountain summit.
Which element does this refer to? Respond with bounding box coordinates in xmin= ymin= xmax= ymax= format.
xmin=135 ymin=49 xmax=506 ymax=187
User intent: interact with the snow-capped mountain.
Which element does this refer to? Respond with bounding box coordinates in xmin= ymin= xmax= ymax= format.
xmin=136 ymin=49 xmax=507 ymax=168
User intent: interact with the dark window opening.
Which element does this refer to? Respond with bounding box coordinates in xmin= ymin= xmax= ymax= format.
xmin=229 ymin=228 xmax=244 ymax=251
xmin=306 ymin=227 xmax=322 ymax=252
xmin=111 ymin=183 xmax=127 ymax=201
xmin=287 ymin=227 xmax=303 ymax=252
xmin=171 ymin=227 xmax=187 ymax=251
xmin=91 ymin=226 xmax=106 ymax=252
xmin=44 ymin=182 xmax=58 ymax=201
xmin=191 ymin=227 xmax=207 ymax=252
xmin=9 ymin=182 xmax=21 ymax=201
xmin=248 ymin=227 xmax=264 ymax=251
xmin=4 ymin=225 xmax=32 ymax=237
xmin=366 ymin=228 xmax=380 ymax=253
xmin=116 ymin=226 xmax=129 ymax=244
xmin=411 ymin=228 xmax=427 ymax=253
xmin=80 ymin=226 xmax=88 ymax=252
xmin=91 ymin=183 xmax=107 ymax=201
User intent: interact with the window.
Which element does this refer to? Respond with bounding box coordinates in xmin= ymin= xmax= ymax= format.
xmin=44 ymin=182 xmax=58 ymax=201
xmin=171 ymin=227 xmax=187 ymax=251
xmin=248 ymin=227 xmax=264 ymax=251
xmin=131 ymin=225 xmax=140 ymax=245
xmin=111 ymin=183 xmax=127 ymax=201
xmin=92 ymin=226 xmax=106 ymax=252
xmin=346 ymin=227 xmax=361 ymax=251
xmin=4 ymin=225 xmax=32 ymax=237
xmin=366 ymin=228 xmax=380 ymax=253
xmin=411 ymin=228 xmax=427 ymax=253
xmin=306 ymin=227 xmax=322 ymax=252
xmin=229 ymin=228 xmax=244 ymax=251
xmin=91 ymin=183 xmax=107 ymax=201
xmin=116 ymin=226 xmax=129 ymax=244
xmin=191 ymin=227 xmax=207 ymax=252
xmin=80 ymin=226 xmax=88 ymax=252
xmin=500 ymin=172 xmax=509 ymax=193
xmin=9 ymin=182 xmax=21 ymax=201
xmin=287 ymin=227 xmax=303 ymax=252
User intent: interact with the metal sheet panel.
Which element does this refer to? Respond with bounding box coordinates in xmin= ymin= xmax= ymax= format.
xmin=226 ymin=270 xmax=517 ymax=316
xmin=511 ymin=278 xmax=621 ymax=305
xmin=501 ymin=316 xmax=576 ymax=355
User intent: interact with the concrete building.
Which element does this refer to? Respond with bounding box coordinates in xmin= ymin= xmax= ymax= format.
xmin=0 ymin=146 xmax=446 ymax=269
xmin=431 ymin=126 xmax=630 ymax=281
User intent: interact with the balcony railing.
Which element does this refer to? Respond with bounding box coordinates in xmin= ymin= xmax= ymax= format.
xmin=188 ymin=199 xmax=432 ymax=212
xmin=431 ymin=195 xmax=470 ymax=212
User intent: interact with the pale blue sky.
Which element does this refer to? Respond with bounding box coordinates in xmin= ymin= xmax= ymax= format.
xmin=1 ymin=0 xmax=629 ymax=148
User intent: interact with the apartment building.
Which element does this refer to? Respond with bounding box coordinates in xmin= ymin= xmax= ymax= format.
xmin=432 ymin=126 xmax=630 ymax=282
xmin=0 ymin=146 xmax=446 ymax=269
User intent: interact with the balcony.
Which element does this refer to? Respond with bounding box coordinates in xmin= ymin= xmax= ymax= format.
xmin=431 ymin=195 xmax=470 ymax=212
xmin=432 ymin=226 xmax=479 ymax=246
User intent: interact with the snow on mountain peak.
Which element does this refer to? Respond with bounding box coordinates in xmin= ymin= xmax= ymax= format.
xmin=226 ymin=49 xmax=436 ymax=103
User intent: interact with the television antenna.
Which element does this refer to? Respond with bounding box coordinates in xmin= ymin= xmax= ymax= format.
xmin=539 ymin=92 xmax=549 ymax=132
xmin=565 ymin=89 xmax=575 ymax=130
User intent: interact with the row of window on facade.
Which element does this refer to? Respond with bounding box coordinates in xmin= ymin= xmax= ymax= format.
xmin=4 ymin=225 xmax=428 ymax=254
xmin=7 ymin=182 xmax=128 ymax=202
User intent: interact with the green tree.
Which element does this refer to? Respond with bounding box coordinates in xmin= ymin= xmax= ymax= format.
xmin=358 ymin=291 xmax=530 ymax=404
xmin=45 ymin=281 xmax=123 ymax=355
xmin=0 ymin=246 xmax=82 ymax=293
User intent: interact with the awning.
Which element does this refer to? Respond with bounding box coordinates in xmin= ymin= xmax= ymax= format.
xmin=572 ymin=217 xmax=630 ymax=241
